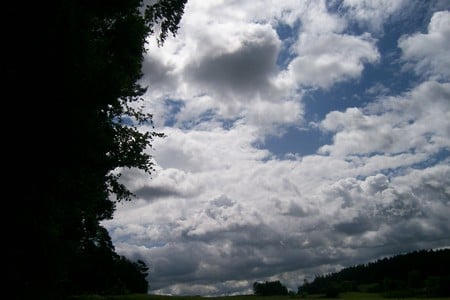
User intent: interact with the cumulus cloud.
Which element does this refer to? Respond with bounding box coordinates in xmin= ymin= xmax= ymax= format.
xmin=184 ymin=24 xmax=280 ymax=99
xmin=139 ymin=0 xmax=305 ymax=130
xmin=139 ymin=0 xmax=383 ymax=130
xmin=106 ymin=162 xmax=450 ymax=294
xmin=399 ymin=10 xmax=450 ymax=80
xmin=319 ymin=81 xmax=450 ymax=157
xmin=102 ymin=2 xmax=450 ymax=296
xmin=281 ymin=32 xmax=379 ymax=88
xmin=105 ymin=96 xmax=450 ymax=293
xmin=341 ymin=0 xmax=407 ymax=33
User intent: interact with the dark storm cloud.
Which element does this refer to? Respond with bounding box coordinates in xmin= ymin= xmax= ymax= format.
xmin=180 ymin=221 xmax=282 ymax=247
xmin=152 ymin=246 xmax=201 ymax=278
xmin=378 ymin=195 xmax=424 ymax=219
xmin=185 ymin=31 xmax=279 ymax=99
xmin=285 ymin=201 xmax=309 ymax=217
xmin=275 ymin=199 xmax=310 ymax=217
xmin=211 ymin=195 xmax=235 ymax=207
xmin=141 ymin=238 xmax=347 ymax=293
xmin=334 ymin=215 xmax=378 ymax=235
xmin=135 ymin=185 xmax=180 ymax=200
xmin=141 ymin=55 xmax=178 ymax=90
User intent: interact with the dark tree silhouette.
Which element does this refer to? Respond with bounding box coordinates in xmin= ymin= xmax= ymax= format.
xmin=6 ymin=1 xmax=186 ymax=299
xmin=253 ymin=280 xmax=288 ymax=296
xmin=298 ymin=248 xmax=450 ymax=298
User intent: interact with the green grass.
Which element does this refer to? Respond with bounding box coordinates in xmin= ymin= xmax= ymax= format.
xmin=71 ymin=292 xmax=450 ymax=300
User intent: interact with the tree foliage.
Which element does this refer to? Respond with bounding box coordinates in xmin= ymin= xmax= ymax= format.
xmin=253 ymin=280 xmax=288 ymax=296
xmin=6 ymin=0 xmax=186 ymax=299
xmin=298 ymin=248 xmax=450 ymax=298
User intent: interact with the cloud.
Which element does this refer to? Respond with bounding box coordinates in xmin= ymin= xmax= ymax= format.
xmin=139 ymin=0 xmax=307 ymax=130
xmin=108 ymin=159 xmax=450 ymax=294
xmin=334 ymin=215 xmax=378 ymax=235
xmin=139 ymin=0 xmax=383 ymax=130
xmin=105 ymin=121 xmax=450 ymax=295
xmin=314 ymin=164 xmax=450 ymax=249
xmin=365 ymin=83 xmax=390 ymax=96
xmin=150 ymin=125 xmax=271 ymax=172
xmin=341 ymin=0 xmax=407 ymax=33
xmin=399 ymin=10 xmax=450 ymax=80
xmin=281 ymin=32 xmax=379 ymax=88
xmin=101 ymin=1 xmax=450 ymax=296
xmin=184 ymin=24 xmax=280 ymax=100
xmin=319 ymin=81 xmax=450 ymax=157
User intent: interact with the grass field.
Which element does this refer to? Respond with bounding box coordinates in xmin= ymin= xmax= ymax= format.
xmin=71 ymin=292 xmax=450 ymax=300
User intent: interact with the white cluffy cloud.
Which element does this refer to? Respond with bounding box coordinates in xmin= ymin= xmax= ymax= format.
xmin=140 ymin=0 xmax=381 ymax=130
xmin=319 ymin=80 xmax=450 ymax=157
xmin=399 ymin=10 xmax=450 ymax=80
xmin=103 ymin=2 xmax=450 ymax=296
xmin=342 ymin=0 xmax=407 ymax=32
xmin=281 ymin=32 xmax=379 ymax=89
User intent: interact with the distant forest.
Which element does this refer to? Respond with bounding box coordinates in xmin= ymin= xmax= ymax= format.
xmin=298 ymin=248 xmax=450 ymax=298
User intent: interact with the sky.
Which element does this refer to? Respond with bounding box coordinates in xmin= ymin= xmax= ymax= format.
xmin=102 ymin=0 xmax=450 ymax=295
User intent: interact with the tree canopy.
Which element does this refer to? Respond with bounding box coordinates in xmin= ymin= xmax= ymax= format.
xmin=298 ymin=248 xmax=450 ymax=298
xmin=253 ymin=280 xmax=289 ymax=296
xmin=6 ymin=1 xmax=186 ymax=299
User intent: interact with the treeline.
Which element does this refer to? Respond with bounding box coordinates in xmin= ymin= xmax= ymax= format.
xmin=253 ymin=280 xmax=289 ymax=296
xmin=299 ymin=248 xmax=450 ymax=298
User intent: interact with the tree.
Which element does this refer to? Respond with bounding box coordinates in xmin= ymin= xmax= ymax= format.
xmin=295 ymin=249 xmax=450 ymax=297
xmin=6 ymin=1 xmax=186 ymax=299
xmin=253 ymin=280 xmax=288 ymax=296
xmin=325 ymin=283 xmax=340 ymax=298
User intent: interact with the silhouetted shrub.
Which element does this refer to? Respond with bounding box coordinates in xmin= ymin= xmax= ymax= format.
xmin=253 ymin=280 xmax=288 ymax=296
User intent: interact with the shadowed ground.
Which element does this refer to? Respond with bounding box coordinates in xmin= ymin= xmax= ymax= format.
xmin=71 ymin=292 xmax=450 ymax=300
